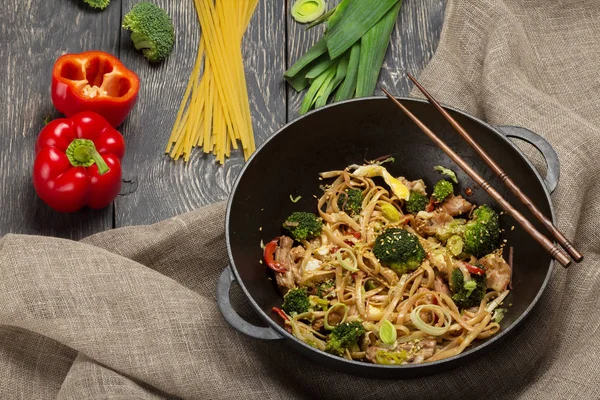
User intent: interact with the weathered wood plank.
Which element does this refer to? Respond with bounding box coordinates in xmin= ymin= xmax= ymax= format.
xmin=286 ymin=0 xmax=446 ymax=119
xmin=0 ymin=0 xmax=122 ymax=239
xmin=115 ymin=0 xmax=287 ymax=227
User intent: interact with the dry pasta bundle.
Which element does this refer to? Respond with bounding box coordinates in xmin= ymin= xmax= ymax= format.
xmin=166 ymin=0 xmax=259 ymax=163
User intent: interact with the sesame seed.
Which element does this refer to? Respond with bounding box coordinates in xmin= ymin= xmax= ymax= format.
xmin=259 ymin=227 xmax=263 ymax=231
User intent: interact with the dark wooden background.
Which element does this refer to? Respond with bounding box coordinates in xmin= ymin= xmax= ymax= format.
xmin=0 ymin=0 xmax=446 ymax=240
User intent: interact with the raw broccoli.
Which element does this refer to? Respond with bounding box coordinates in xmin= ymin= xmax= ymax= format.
xmin=283 ymin=212 xmax=323 ymax=241
xmin=463 ymin=205 xmax=500 ymax=257
xmin=406 ymin=190 xmax=428 ymax=214
xmin=282 ymin=288 xmax=310 ymax=315
xmin=373 ymin=228 xmax=426 ymax=276
xmin=84 ymin=0 xmax=110 ymax=9
xmin=432 ymin=180 xmax=453 ymax=202
xmin=325 ymin=321 xmax=365 ymax=356
xmin=450 ymin=268 xmax=487 ymax=308
xmin=122 ymin=2 xmax=175 ymax=62
xmin=337 ymin=188 xmax=363 ymax=216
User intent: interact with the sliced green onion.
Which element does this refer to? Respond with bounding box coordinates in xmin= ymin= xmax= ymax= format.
xmin=375 ymin=349 xmax=407 ymax=365
xmin=292 ymin=0 xmax=327 ymax=24
xmin=315 ymin=52 xmax=349 ymax=108
xmin=299 ymin=63 xmax=337 ymax=114
xmin=381 ymin=203 xmax=400 ymax=222
xmin=446 ymin=235 xmax=464 ymax=256
xmin=290 ymin=194 xmax=302 ymax=203
xmin=324 ymin=302 xmax=348 ymax=330
xmin=325 ymin=0 xmax=398 ymax=59
xmin=334 ymin=42 xmax=361 ymax=101
xmin=284 ymin=38 xmax=328 ymax=79
xmin=309 ymin=295 xmax=329 ymax=311
xmin=410 ymin=304 xmax=451 ymax=336
xmin=335 ymin=248 xmax=359 ymax=272
xmin=379 ymin=319 xmax=397 ymax=344
xmin=492 ymin=308 xmax=507 ymax=323
xmin=434 ymin=165 xmax=459 ymax=184
xmin=355 ymin=1 xmax=401 ymax=97
xmin=486 ymin=290 xmax=510 ymax=313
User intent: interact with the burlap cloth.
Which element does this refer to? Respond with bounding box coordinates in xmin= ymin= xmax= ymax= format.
xmin=1 ymin=0 xmax=598 ymax=398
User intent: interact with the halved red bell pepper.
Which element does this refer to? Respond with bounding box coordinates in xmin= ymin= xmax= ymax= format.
xmin=33 ymin=111 xmax=125 ymax=213
xmin=51 ymin=51 xmax=140 ymax=127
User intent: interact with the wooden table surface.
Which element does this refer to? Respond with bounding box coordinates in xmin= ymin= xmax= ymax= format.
xmin=0 ymin=0 xmax=446 ymax=240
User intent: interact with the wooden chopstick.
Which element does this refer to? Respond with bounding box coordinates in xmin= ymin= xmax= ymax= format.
xmin=381 ymin=87 xmax=572 ymax=268
xmin=405 ymin=72 xmax=583 ymax=264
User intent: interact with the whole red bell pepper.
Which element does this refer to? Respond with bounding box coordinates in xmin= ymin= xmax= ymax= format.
xmin=33 ymin=111 xmax=125 ymax=213
xmin=51 ymin=51 xmax=140 ymax=127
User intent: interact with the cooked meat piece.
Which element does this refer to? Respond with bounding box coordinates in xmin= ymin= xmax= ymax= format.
xmin=433 ymin=276 xmax=452 ymax=296
xmin=290 ymin=245 xmax=305 ymax=261
xmin=312 ymin=318 xmax=324 ymax=331
xmin=274 ymin=236 xmax=302 ymax=294
xmin=478 ymin=253 xmax=512 ymax=292
xmin=414 ymin=211 xmax=453 ymax=236
xmin=406 ymin=338 xmax=437 ymax=364
xmin=440 ymin=195 xmax=473 ymax=217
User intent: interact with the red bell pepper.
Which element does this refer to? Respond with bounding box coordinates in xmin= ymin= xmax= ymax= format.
xmin=264 ymin=237 xmax=287 ymax=272
xmin=463 ymin=262 xmax=485 ymax=276
xmin=33 ymin=111 xmax=125 ymax=213
xmin=51 ymin=51 xmax=140 ymax=127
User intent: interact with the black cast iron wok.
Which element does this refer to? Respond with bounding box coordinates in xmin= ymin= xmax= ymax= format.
xmin=217 ymin=97 xmax=557 ymax=378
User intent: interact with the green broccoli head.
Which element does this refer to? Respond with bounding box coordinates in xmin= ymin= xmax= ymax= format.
xmin=283 ymin=212 xmax=323 ymax=241
xmin=337 ymin=188 xmax=364 ymax=216
xmin=406 ymin=190 xmax=428 ymax=214
xmin=282 ymin=288 xmax=310 ymax=315
xmin=450 ymin=268 xmax=487 ymax=308
xmin=432 ymin=180 xmax=454 ymax=202
xmin=463 ymin=205 xmax=500 ymax=257
xmin=373 ymin=228 xmax=426 ymax=276
xmin=325 ymin=321 xmax=365 ymax=356
xmin=122 ymin=2 xmax=175 ymax=62
xmin=84 ymin=0 xmax=110 ymax=9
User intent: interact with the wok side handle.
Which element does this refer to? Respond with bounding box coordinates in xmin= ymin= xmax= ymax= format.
xmin=216 ymin=267 xmax=283 ymax=341
xmin=496 ymin=125 xmax=560 ymax=194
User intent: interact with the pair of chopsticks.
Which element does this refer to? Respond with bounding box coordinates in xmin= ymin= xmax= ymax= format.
xmin=382 ymin=73 xmax=583 ymax=268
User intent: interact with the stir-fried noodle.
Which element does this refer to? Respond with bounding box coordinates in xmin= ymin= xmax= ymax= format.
xmin=267 ymin=164 xmax=512 ymax=365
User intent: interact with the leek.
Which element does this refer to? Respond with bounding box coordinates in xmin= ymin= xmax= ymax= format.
xmin=299 ymin=63 xmax=337 ymax=114
xmin=355 ymin=1 xmax=401 ymax=97
xmin=307 ymin=6 xmax=337 ymax=29
xmin=325 ymin=0 xmax=399 ymax=59
xmin=305 ymin=55 xmax=337 ymax=79
xmin=315 ymin=52 xmax=349 ymax=108
xmin=334 ymin=42 xmax=360 ymax=101
xmin=291 ymin=0 xmax=327 ymax=24
xmin=379 ymin=319 xmax=397 ymax=344
xmin=284 ymin=38 xmax=328 ymax=79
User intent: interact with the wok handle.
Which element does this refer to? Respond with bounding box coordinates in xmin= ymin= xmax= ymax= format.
xmin=217 ymin=267 xmax=283 ymax=341
xmin=496 ymin=125 xmax=560 ymax=193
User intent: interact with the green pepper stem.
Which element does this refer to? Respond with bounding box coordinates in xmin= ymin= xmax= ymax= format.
xmin=66 ymin=139 xmax=110 ymax=175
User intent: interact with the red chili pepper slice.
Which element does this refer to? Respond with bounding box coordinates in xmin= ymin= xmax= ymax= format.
xmin=348 ymin=229 xmax=361 ymax=239
xmin=343 ymin=240 xmax=355 ymax=247
xmin=264 ymin=237 xmax=287 ymax=272
xmin=426 ymin=197 xmax=436 ymax=212
xmin=51 ymin=51 xmax=140 ymax=127
xmin=272 ymin=307 xmax=289 ymax=321
xmin=464 ymin=263 xmax=485 ymax=276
